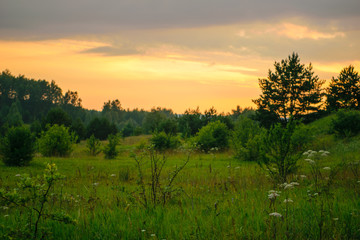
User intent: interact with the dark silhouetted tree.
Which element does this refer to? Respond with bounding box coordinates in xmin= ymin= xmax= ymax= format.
xmin=327 ymin=65 xmax=360 ymax=111
xmin=253 ymin=53 xmax=324 ymax=122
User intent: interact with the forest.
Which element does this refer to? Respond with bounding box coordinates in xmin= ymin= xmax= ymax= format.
xmin=0 ymin=53 xmax=359 ymax=239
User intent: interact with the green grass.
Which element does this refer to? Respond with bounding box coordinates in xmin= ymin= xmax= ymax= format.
xmin=1 ymin=130 xmax=360 ymax=239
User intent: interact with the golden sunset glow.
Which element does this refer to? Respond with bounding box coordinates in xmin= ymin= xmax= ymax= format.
xmin=1 ymin=0 xmax=359 ymax=113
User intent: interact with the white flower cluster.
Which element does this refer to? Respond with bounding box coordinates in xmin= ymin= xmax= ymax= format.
xmin=269 ymin=212 xmax=282 ymax=218
xmin=268 ymin=190 xmax=281 ymax=200
xmin=280 ymin=182 xmax=299 ymax=190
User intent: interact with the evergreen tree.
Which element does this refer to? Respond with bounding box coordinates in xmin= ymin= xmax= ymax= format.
xmin=253 ymin=53 xmax=325 ymax=122
xmin=327 ymin=65 xmax=360 ymax=111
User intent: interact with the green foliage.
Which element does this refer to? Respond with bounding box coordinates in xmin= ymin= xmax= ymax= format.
xmin=178 ymin=107 xmax=203 ymax=137
xmin=86 ymin=134 xmax=102 ymax=156
xmin=331 ymin=109 xmax=360 ymax=138
xmin=43 ymin=107 xmax=72 ymax=127
xmin=231 ymin=117 xmax=264 ymax=161
xmin=327 ymin=65 xmax=360 ymax=111
xmin=0 ymin=125 xmax=35 ymax=166
xmin=142 ymin=107 xmax=173 ymax=134
xmin=70 ymin=117 xmax=86 ymax=142
xmin=195 ymin=120 xmax=229 ymax=152
xmin=5 ymin=100 xmax=23 ymax=127
xmin=0 ymin=163 xmax=76 ymax=239
xmin=103 ymin=134 xmax=119 ymax=159
xmin=253 ymin=53 xmax=324 ymax=121
xmin=86 ymin=117 xmax=117 ymax=140
xmin=258 ymin=119 xmax=303 ymax=182
xmin=38 ymin=124 xmax=75 ymax=157
xmin=30 ymin=119 xmax=42 ymax=138
xmin=150 ymin=131 xmax=180 ymax=151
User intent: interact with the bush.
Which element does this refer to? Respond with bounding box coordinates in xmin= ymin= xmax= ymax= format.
xmin=87 ymin=117 xmax=117 ymax=140
xmin=38 ymin=124 xmax=75 ymax=157
xmin=195 ymin=121 xmax=229 ymax=152
xmin=231 ymin=117 xmax=264 ymax=161
xmin=86 ymin=134 xmax=102 ymax=156
xmin=0 ymin=126 xmax=35 ymax=166
xmin=258 ymin=119 xmax=302 ymax=182
xmin=103 ymin=134 xmax=119 ymax=159
xmin=331 ymin=110 xmax=360 ymax=138
xmin=150 ymin=131 xmax=180 ymax=151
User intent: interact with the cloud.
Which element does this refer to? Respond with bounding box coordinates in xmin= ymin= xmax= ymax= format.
xmin=0 ymin=0 xmax=360 ymax=40
xmin=274 ymin=23 xmax=345 ymax=40
xmin=81 ymin=45 xmax=143 ymax=56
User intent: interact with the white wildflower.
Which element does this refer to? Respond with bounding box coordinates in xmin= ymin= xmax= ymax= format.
xmin=319 ymin=150 xmax=325 ymax=153
xmin=268 ymin=190 xmax=280 ymax=199
xmin=269 ymin=212 xmax=282 ymax=218
xmin=4 ymin=215 xmax=9 ymax=218
xmin=333 ymin=218 xmax=339 ymax=221
xmin=290 ymin=182 xmax=299 ymax=186
xmin=93 ymin=182 xmax=99 ymax=186
xmin=110 ymin=174 xmax=116 ymax=177
xmin=151 ymin=234 xmax=156 ymax=237
xmin=283 ymin=198 xmax=293 ymax=203
xmin=2 ymin=206 xmax=9 ymax=210
xmin=141 ymin=229 xmax=146 ymax=232
xmin=305 ymin=159 xmax=315 ymax=164
xmin=300 ymin=175 xmax=307 ymax=179
xmin=323 ymin=167 xmax=331 ymax=170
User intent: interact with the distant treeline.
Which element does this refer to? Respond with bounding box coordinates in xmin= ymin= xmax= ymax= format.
xmin=1 ymin=53 xmax=359 ymax=140
xmin=0 ymin=69 xmax=254 ymax=140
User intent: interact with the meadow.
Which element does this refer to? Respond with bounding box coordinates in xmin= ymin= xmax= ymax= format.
xmin=1 ymin=121 xmax=360 ymax=239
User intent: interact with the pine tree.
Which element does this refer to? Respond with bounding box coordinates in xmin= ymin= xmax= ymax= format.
xmin=326 ymin=65 xmax=360 ymax=111
xmin=253 ymin=53 xmax=324 ymax=122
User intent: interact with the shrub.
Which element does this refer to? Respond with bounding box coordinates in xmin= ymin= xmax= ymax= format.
xmin=150 ymin=131 xmax=180 ymax=151
xmin=38 ymin=124 xmax=75 ymax=157
xmin=0 ymin=126 xmax=35 ymax=166
xmin=86 ymin=117 xmax=117 ymax=140
xmin=43 ymin=107 xmax=72 ymax=127
xmin=231 ymin=117 xmax=264 ymax=161
xmin=331 ymin=109 xmax=360 ymax=138
xmin=258 ymin=119 xmax=302 ymax=182
xmin=86 ymin=134 xmax=102 ymax=156
xmin=103 ymin=134 xmax=119 ymax=159
xmin=195 ymin=121 xmax=229 ymax=152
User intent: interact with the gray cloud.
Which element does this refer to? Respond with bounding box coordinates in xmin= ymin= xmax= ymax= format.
xmin=1 ymin=0 xmax=360 ymax=40
xmin=81 ymin=46 xmax=143 ymax=56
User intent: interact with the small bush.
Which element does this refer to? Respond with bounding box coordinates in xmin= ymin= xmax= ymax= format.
xmin=258 ymin=119 xmax=302 ymax=182
xmin=103 ymin=134 xmax=119 ymax=159
xmin=86 ymin=134 xmax=102 ymax=156
xmin=331 ymin=110 xmax=360 ymax=138
xmin=195 ymin=121 xmax=229 ymax=152
xmin=150 ymin=131 xmax=180 ymax=151
xmin=231 ymin=117 xmax=264 ymax=161
xmin=38 ymin=124 xmax=75 ymax=157
xmin=0 ymin=126 xmax=35 ymax=166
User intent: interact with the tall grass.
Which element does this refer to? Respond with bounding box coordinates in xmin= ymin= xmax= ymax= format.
xmin=1 ymin=132 xmax=360 ymax=239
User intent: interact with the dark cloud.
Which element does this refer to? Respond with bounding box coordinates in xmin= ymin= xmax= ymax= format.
xmin=81 ymin=46 xmax=143 ymax=56
xmin=1 ymin=0 xmax=360 ymax=40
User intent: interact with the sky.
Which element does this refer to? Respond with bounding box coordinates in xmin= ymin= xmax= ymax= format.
xmin=1 ymin=0 xmax=360 ymax=113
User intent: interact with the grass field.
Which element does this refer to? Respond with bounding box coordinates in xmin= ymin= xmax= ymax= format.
xmin=1 ymin=131 xmax=360 ymax=239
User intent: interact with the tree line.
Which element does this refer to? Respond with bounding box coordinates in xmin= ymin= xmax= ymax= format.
xmin=0 ymin=52 xmax=359 ymax=141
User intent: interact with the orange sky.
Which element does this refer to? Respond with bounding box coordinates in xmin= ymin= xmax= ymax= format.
xmin=1 ymin=1 xmax=359 ymax=113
